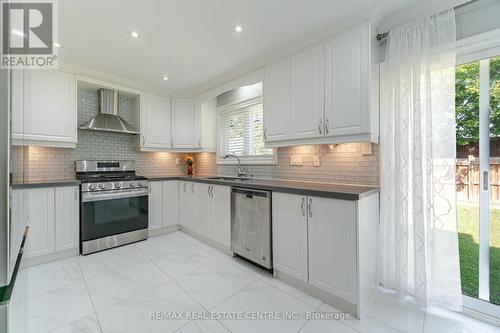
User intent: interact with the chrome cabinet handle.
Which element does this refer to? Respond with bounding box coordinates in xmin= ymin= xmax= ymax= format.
xmin=300 ymin=197 xmax=305 ymax=216
xmin=207 ymin=185 xmax=211 ymax=196
xmin=318 ymin=119 xmax=323 ymax=135
xmin=325 ymin=117 xmax=329 ymax=134
xmin=183 ymin=183 xmax=187 ymax=192
xmin=191 ymin=183 xmax=195 ymax=194
xmin=308 ymin=198 xmax=312 ymax=218
xmin=74 ymin=188 xmax=78 ymax=201
xmin=142 ymin=135 xmax=145 ymax=145
xmin=263 ymin=127 xmax=267 ymax=141
xmin=198 ymin=138 xmax=202 ymax=147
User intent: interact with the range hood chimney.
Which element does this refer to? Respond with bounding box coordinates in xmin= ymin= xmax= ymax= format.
xmin=79 ymin=89 xmax=140 ymax=135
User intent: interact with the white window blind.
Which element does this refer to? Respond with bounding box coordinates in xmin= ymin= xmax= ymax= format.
xmin=218 ymin=97 xmax=274 ymax=163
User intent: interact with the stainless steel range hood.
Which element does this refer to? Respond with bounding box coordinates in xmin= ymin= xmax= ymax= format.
xmin=79 ymin=89 xmax=140 ymax=135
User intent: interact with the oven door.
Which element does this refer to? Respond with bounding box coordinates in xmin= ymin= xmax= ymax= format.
xmin=81 ymin=188 xmax=148 ymax=242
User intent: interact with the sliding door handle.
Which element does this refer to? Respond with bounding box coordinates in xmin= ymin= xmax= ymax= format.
xmin=484 ymin=171 xmax=489 ymax=191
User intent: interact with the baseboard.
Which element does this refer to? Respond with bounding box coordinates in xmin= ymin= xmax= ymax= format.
xmin=275 ymin=269 xmax=358 ymax=318
xmin=22 ymin=248 xmax=79 ymax=268
xmin=148 ymin=225 xmax=181 ymax=237
xmin=179 ymin=227 xmax=232 ymax=256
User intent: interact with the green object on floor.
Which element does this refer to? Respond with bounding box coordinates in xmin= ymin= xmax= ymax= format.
xmin=457 ymin=204 xmax=500 ymax=305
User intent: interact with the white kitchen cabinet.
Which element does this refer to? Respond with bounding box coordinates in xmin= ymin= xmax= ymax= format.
xmin=12 ymin=70 xmax=77 ymax=148
xmin=272 ymin=191 xmax=378 ymax=318
xmin=179 ymin=181 xmax=189 ymax=228
xmin=140 ymin=94 xmax=172 ymax=150
xmin=308 ymin=196 xmax=357 ymax=304
xmin=171 ymin=98 xmax=195 ymax=148
xmin=24 ymin=188 xmax=55 ymax=259
xmin=324 ymin=23 xmax=370 ymax=137
xmin=290 ymin=45 xmax=325 ymax=140
xmin=194 ymin=183 xmax=212 ymax=239
xmin=263 ymin=59 xmax=291 ymax=142
xmin=263 ymin=21 xmax=378 ymax=147
xmin=148 ymin=182 xmax=164 ymax=231
xmin=272 ymin=193 xmax=308 ymax=283
xmin=162 ymin=181 xmax=179 ymax=227
xmin=55 ymin=187 xmax=79 ymax=252
xmin=211 ymin=185 xmax=231 ymax=247
xmin=10 ymin=190 xmax=26 ymax=265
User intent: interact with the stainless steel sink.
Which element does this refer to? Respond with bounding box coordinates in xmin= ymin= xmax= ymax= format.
xmin=205 ymin=176 xmax=252 ymax=182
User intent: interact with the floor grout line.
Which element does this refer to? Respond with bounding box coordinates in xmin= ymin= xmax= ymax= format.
xmin=75 ymin=256 xmax=105 ymax=333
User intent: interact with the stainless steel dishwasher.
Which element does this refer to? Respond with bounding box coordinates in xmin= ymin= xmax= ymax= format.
xmin=231 ymin=187 xmax=272 ymax=270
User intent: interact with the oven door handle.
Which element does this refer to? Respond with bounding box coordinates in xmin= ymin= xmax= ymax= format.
xmin=82 ymin=188 xmax=148 ymax=202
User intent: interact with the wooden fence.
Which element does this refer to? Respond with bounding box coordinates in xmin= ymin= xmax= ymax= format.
xmin=456 ymin=158 xmax=500 ymax=203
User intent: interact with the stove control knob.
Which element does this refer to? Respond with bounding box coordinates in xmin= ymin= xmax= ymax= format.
xmin=114 ymin=183 xmax=121 ymax=189
xmin=99 ymin=183 xmax=106 ymax=190
xmin=88 ymin=184 xmax=96 ymax=191
xmin=138 ymin=181 xmax=144 ymax=187
xmin=129 ymin=182 xmax=136 ymax=188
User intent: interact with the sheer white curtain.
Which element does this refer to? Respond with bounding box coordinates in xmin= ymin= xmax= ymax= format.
xmin=379 ymin=9 xmax=462 ymax=311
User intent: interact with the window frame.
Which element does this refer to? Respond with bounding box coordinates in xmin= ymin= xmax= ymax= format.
xmin=216 ymin=96 xmax=277 ymax=165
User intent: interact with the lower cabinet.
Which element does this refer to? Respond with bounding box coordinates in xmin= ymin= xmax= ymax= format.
xmin=272 ymin=192 xmax=308 ymax=283
xmin=272 ymin=192 xmax=362 ymax=309
xmin=54 ymin=186 xmax=80 ymax=251
xmin=179 ymin=181 xmax=231 ymax=248
xmin=14 ymin=186 xmax=79 ymax=260
xmin=148 ymin=180 xmax=179 ymax=231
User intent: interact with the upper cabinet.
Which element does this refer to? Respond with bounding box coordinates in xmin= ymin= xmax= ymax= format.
xmin=140 ymin=93 xmax=172 ymax=150
xmin=263 ymin=59 xmax=291 ymax=142
xmin=263 ymin=22 xmax=378 ymax=147
xmin=12 ymin=70 xmax=77 ymax=148
xmin=171 ymin=98 xmax=195 ymax=149
xmin=324 ymin=24 xmax=369 ymax=137
xmin=290 ymin=45 xmax=325 ymax=140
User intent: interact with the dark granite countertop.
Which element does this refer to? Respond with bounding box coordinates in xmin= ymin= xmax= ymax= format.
xmin=146 ymin=175 xmax=379 ymax=200
xmin=11 ymin=179 xmax=81 ymax=189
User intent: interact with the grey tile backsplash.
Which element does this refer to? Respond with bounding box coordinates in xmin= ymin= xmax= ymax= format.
xmin=194 ymin=143 xmax=379 ymax=186
xmin=13 ymin=90 xmax=186 ymax=182
xmin=13 ymin=90 xmax=379 ymax=186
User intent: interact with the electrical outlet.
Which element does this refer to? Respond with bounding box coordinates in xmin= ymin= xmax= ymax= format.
xmin=314 ymin=155 xmax=320 ymax=167
xmin=175 ymin=158 xmax=180 ymax=165
xmin=289 ymin=155 xmax=303 ymax=166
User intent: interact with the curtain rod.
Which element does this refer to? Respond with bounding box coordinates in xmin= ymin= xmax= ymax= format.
xmin=376 ymin=0 xmax=479 ymax=41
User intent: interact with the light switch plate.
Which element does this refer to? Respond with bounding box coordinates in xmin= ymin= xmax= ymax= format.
xmin=175 ymin=158 xmax=181 ymax=165
xmin=289 ymin=155 xmax=303 ymax=166
xmin=314 ymin=155 xmax=320 ymax=167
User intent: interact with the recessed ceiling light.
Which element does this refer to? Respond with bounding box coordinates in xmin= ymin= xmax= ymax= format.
xmin=130 ymin=31 xmax=140 ymax=38
xmin=53 ymin=42 xmax=62 ymax=48
xmin=234 ymin=25 xmax=243 ymax=33
xmin=162 ymin=76 xmax=169 ymax=81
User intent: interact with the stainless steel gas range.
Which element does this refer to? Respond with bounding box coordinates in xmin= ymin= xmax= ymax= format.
xmin=76 ymin=160 xmax=149 ymax=255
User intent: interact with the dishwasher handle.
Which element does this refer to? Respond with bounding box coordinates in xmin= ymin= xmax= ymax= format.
xmin=231 ymin=187 xmax=271 ymax=198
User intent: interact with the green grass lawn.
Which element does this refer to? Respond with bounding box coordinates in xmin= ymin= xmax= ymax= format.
xmin=458 ymin=204 xmax=500 ymax=304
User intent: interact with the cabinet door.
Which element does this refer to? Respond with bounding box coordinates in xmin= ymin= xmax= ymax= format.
xmin=194 ymin=183 xmax=212 ymax=238
xmin=171 ymin=98 xmax=194 ymax=148
xmin=10 ymin=190 xmax=26 ymax=268
xmin=140 ymin=94 xmax=171 ymax=149
xmin=308 ymin=196 xmax=357 ymax=303
xmin=55 ymin=186 xmax=79 ymax=251
xmin=148 ymin=182 xmax=163 ymax=231
xmin=290 ymin=45 xmax=324 ymax=139
xmin=162 ymin=181 xmax=179 ymax=227
xmin=22 ymin=70 xmax=77 ymax=147
xmin=186 ymin=182 xmax=196 ymax=231
xmin=24 ymin=188 xmax=55 ymax=258
xmin=179 ymin=181 xmax=189 ymax=228
xmin=211 ymin=185 xmax=231 ymax=247
xmin=11 ymin=70 xmax=24 ymax=140
xmin=272 ymin=192 xmax=308 ymax=283
xmin=263 ymin=59 xmax=291 ymax=142
xmin=325 ymin=24 xmax=369 ymax=137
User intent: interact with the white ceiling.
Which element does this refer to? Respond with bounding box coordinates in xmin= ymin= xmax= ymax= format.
xmin=59 ymin=0 xmax=423 ymax=97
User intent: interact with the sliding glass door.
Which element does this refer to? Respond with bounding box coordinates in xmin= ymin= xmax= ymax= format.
xmin=456 ymin=55 xmax=500 ymax=317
